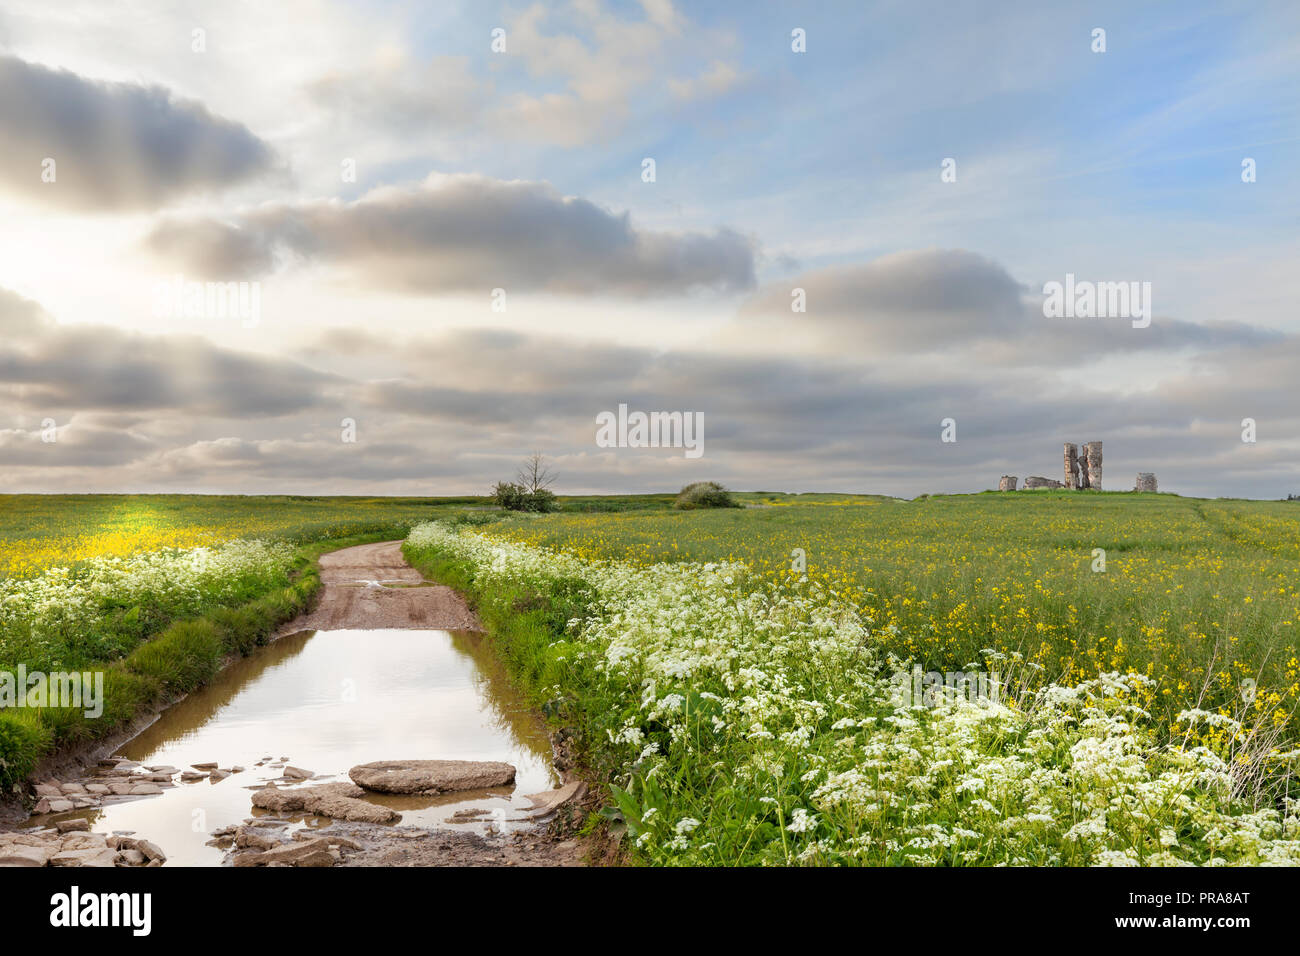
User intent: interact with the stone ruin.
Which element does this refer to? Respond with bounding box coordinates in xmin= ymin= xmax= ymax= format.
xmin=1063 ymin=441 xmax=1103 ymax=490
xmin=999 ymin=442 xmax=1156 ymax=493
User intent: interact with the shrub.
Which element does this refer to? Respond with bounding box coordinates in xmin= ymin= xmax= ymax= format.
xmin=492 ymin=482 xmax=558 ymax=513
xmin=674 ymin=481 xmax=740 ymax=510
xmin=492 ymin=481 xmax=527 ymax=510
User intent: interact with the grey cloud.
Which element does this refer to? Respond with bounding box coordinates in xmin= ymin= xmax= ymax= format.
xmin=0 ymin=54 xmax=274 ymax=210
xmin=144 ymin=173 xmax=756 ymax=296
xmin=737 ymin=249 xmax=1281 ymax=364
xmin=0 ymin=287 xmax=52 ymax=334
xmin=0 ymin=298 xmax=338 ymax=418
xmin=3 ymin=243 xmax=1298 ymax=499
xmin=0 ymin=416 xmax=157 ymax=468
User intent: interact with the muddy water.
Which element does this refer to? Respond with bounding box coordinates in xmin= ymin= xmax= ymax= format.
xmin=29 ymin=628 xmax=559 ymax=865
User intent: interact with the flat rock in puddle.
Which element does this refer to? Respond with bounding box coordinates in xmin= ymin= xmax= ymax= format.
xmin=251 ymin=782 xmax=400 ymax=824
xmin=348 ymin=759 xmax=516 ymax=795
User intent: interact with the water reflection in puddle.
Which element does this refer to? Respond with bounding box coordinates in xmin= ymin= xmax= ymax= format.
xmin=28 ymin=628 xmax=558 ymax=866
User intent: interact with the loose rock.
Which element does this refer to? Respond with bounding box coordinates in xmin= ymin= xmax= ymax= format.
xmin=349 ymin=759 xmax=516 ymax=795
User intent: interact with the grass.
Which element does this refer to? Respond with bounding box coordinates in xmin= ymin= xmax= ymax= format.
xmin=403 ymin=518 xmax=1300 ymax=866
xmin=482 ymin=492 xmax=1300 ymax=752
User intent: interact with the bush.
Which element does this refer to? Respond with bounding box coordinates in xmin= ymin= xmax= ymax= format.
xmin=674 ymin=481 xmax=740 ymax=510
xmin=492 ymin=482 xmax=558 ymax=513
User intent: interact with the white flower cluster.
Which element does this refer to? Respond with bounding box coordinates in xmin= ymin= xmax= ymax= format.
xmin=405 ymin=521 xmax=1300 ymax=866
xmin=1 ymin=539 xmax=295 ymax=664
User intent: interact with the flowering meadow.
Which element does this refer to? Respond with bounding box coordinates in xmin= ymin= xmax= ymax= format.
xmin=487 ymin=493 xmax=1300 ymax=758
xmin=406 ymin=517 xmax=1300 ymax=866
xmin=0 ymin=494 xmax=462 ymax=579
xmin=0 ymin=539 xmax=295 ymax=672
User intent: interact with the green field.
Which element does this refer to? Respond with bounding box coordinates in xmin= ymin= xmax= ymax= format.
xmin=484 ymin=492 xmax=1300 ymax=751
xmin=3 ymin=490 xmax=1299 ymax=800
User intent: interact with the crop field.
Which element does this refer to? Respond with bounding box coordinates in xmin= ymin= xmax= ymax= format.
xmin=483 ymin=492 xmax=1300 ymax=752
xmin=0 ymin=495 xmax=480 ymax=580
xmin=406 ymin=509 xmax=1300 ymax=866
xmin=4 ymin=491 xmax=1300 ymax=864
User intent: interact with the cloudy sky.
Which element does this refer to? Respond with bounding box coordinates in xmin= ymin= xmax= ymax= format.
xmin=1 ymin=0 xmax=1298 ymax=498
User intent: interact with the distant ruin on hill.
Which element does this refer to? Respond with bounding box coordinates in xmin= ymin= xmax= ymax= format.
xmin=997 ymin=443 xmax=1157 ymax=493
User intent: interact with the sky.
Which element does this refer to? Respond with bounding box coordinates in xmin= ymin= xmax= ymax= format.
xmin=1 ymin=0 xmax=1298 ymax=498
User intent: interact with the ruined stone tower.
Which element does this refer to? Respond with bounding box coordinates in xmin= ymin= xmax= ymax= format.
xmin=1135 ymin=472 xmax=1157 ymax=492
xmin=1064 ymin=443 xmax=1079 ymax=489
xmin=999 ymin=475 xmax=1018 ymax=491
xmin=1083 ymin=441 xmax=1102 ymax=489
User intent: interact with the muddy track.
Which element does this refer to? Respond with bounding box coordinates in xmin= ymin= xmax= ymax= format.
xmin=275 ymin=541 xmax=599 ymax=867
xmin=280 ymin=540 xmax=483 ymax=633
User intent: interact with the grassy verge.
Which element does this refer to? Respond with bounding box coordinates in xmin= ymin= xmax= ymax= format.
xmin=0 ymin=531 xmax=392 ymax=793
xmin=403 ymin=520 xmax=1300 ymax=866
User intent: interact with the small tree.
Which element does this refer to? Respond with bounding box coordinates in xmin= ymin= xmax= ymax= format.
xmin=517 ymin=451 xmax=557 ymax=494
xmin=492 ymin=454 xmax=559 ymax=512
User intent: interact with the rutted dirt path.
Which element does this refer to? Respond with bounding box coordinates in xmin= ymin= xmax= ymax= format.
xmin=266 ymin=539 xmax=598 ymax=866
xmin=281 ymin=540 xmax=483 ymax=632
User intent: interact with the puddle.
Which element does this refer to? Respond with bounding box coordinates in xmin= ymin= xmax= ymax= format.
xmin=24 ymin=628 xmax=559 ymax=865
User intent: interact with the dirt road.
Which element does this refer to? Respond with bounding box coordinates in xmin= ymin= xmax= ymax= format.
xmin=280 ymin=540 xmax=482 ymax=633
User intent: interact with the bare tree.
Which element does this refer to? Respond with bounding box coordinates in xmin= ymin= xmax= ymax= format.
xmin=516 ymin=451 xmax=557 ymax=494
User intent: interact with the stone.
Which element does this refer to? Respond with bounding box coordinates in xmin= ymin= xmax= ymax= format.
xmin=1136 ymin=472 xmax=1158 ymax=493
xmin=349 ymin=760 xmax=517 ymax=795
xmin=251 ymin=782 xmax=400 ymax=824
xmin=135 ymin=840 xmax=167 ymax=863
xmin=191 ymin=762 xmax=218 ymax=770
xmin=84 ymin=784 xmax=110 ymax=795
xmin=210 ymin=769 xmax=232 ymax=783
xmin=282 ymin=766 xmax=313 ymax=780
xmin=293 ymin=849 xmax=336 ymax=867
xmin=180 ymin=771 xmax=207 ymax=781
xmin=34 ymin=784 xmax=62 ymax=798
xmin=998 ymin=476 xmax=1018 ymax=491
xmin=234 ymin=827 xmax=280 ymax=851
xmin=55 ymin=818 xmax=90 ymax=833
xmin=60 ymin=833 xmax=107 ymax=850
xmin=306 ymin=788 xmax=400 ymax=825
xmin=116 ymin=849 xmax=147 ymax=866
xmin=128 ymin=784 xmax=163 ymax=796
xmin=50 ymin=848 xmax=117 ymax=867
xmin=59 ymin=782 xmax=86 ymax=795
xmin=258 ymin=837 xmax=331 ymax=865
xmin=522 ymin=781 xmax=587 ymax=818
xmin=0 ymin=845 xmax=55 ymax=866
xmin=1023 ymin=476 xmax=1063 ymax=489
